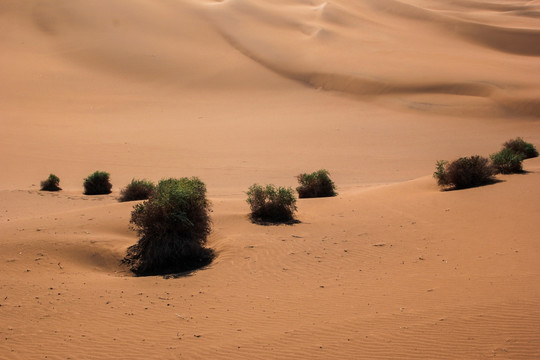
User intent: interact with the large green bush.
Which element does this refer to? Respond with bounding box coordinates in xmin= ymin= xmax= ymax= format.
xmin=296 ymin=169 xmax=337 ymax=198
xmin=434 ymin=156 xmax=495 ymax=189
xmin=83 ymin=171 xmax=112 ymax=195
xmin=247 ymin=184 xmax=297 ymax=223
xmin=119 ymin=179 xmax=156 ymax=202
xmin=40 ymin=173 xmax=61 ymax=191
xmin=502 ymin=137 xmax=538 ymax=159
xmin=490 ymin=148 xmax=524 ymax=174
xmin=123 ymin=177 xmax=214 ymax=276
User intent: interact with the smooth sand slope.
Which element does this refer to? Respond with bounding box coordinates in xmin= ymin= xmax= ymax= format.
xmin=1 ymin=0 xmax=540 ymax=358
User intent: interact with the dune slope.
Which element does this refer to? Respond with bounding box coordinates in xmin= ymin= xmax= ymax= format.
xmin=1 ymin=159 xmax=539 ymax=359
xmin=1 ymin=0 xmax=540 ymax=358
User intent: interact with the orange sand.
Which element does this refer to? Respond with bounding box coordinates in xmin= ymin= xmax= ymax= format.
xmin=1 ymin=0 xmax=540 ymax=358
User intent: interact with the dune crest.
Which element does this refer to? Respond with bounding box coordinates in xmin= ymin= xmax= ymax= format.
xmin=3 ymin=0 xmax=540 ymax=116
xmin=202 ymin=0 xmax=540 ymax=116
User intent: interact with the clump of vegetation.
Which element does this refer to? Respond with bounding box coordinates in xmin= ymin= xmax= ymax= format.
xmin=40 ymin=173 xmax=61 ymax=191
xmin=83 ymin=171 xmax=112 ymax=195
xmin=247 ymin=184 xmax=297 ymax=223
xmin=119 ymin=179 xmax=156 ymax=202
xmin=490 ymin=148 xmax=524 ymax=174
xmin=123 ymin=177 xmax=214 ymax=276
xmin=296 ymin=169 xmax=337 ymax=198
xmin=502 ymin=137 xmax=538 ymax=159
xmin=434 ymin=156 xmax=495 ymax=189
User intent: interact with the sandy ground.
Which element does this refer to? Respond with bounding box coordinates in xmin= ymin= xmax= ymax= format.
xmin=1 ymin=0 xmax=540 ymax=358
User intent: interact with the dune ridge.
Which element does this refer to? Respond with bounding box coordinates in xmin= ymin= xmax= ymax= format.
xmin=202 ymin=0 xmax=540 ymax=116
xmin=3 ymin=0 xmax=540 ymax=117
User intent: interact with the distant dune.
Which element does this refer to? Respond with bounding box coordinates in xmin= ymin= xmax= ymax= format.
xmin=1 ymin=0 xmax=539 ymax=358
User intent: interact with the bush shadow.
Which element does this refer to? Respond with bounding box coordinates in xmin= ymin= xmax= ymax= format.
xmin=440 ymin=178 xmax=504 ymax=192
xmin=249 ymin=215 xmax=301 ymax=226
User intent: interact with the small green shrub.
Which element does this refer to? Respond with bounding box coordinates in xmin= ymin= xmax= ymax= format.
xmin=502 ymin=137 xmax=538 ymax=159
xmin=296 ymin=169 xmax=337 ymax=198
xmin=123 ymin=177 xmax=214 ymax=276
xmin=433 ymin=160 xmax=447 ymax=184
xmin=119 ymin=179 xmax=156 ymax=202
xmin=40 ymin=173 xmax=61 ymax=191
xmin=490 ymin=148 xmax=524 ymax=174
xmin=434 ymin=156 xmax=495 ymax=189
xmin=247 ymin=184 xmax=297 ymax=223
xmin=83 ymin=171 xmax=112 ymax=195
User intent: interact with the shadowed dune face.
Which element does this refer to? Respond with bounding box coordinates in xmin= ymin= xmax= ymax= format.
xmin=1 ymin=0 xmax=285 ymax=88
xmin=204 ymin=0 xmax=540 ymax=115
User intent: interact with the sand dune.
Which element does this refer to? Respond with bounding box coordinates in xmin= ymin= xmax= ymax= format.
xmin=205 ymin=0 xmax=540 ymax=114
xmin=1 ymin=161 xmax=539 ymax=358
xmin=1 ymin=0 xmax=540 ymax=358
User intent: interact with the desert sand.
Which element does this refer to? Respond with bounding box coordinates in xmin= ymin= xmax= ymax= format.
xmin=1 ymin=0 xmax=540 ymax=358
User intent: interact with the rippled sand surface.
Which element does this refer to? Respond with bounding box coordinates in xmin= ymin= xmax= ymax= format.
xmin=1 ymin=1 xmax=539 ymax=358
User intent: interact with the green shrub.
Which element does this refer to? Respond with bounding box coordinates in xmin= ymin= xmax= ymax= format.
xmin=247 ymin=184 xmax=297 ymax=223
xmin=83 ymin=171 xmax=112 ymax=195
xmin=296 ymin=169 xmax=337 ymax=198
xmin=434 ymin=156 xmax=495 ymax=189
xmin=433 ymin=160 xmax=448 ymax=184
xmin=502 ymin=137 xmax=538 ymax=159
xmin=40 ymin=173 xmax=61 ymax=191
xmin=119 ymin=179 xmax=156 ymax=202
xmin=123 ymin=177 xmax=214 ymax=276
xmin=490 ymin=148 xmax=525 ymax=174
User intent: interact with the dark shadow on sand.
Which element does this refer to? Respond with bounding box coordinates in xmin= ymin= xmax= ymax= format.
xmin=440 ymin=178 xmax=504 ymax=192
xmin=248 ymin=215 xmax=301 ymax=226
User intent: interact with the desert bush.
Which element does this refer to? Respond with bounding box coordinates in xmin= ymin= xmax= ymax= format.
xmin=490 ymin=148 xmax=525 ymax=174
xmin=296 ymin=169 xmax=337 ymax=198
xmin=83 ymin=171 xmax=112 ymax=195
xmin=123 ymin=177 xmax=214 ymax=276
xmin=502 ymin=137 xmax=538 ymax=159
xmin=247 ymin=184 xmax=297 ymax=223
xmin=119 ymin=179 xmax=156 ymax=202
xmin=40 ymin=173 xmax=61 ymax=191
xmin=434 ymin=156 xmax=495 ymax=189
